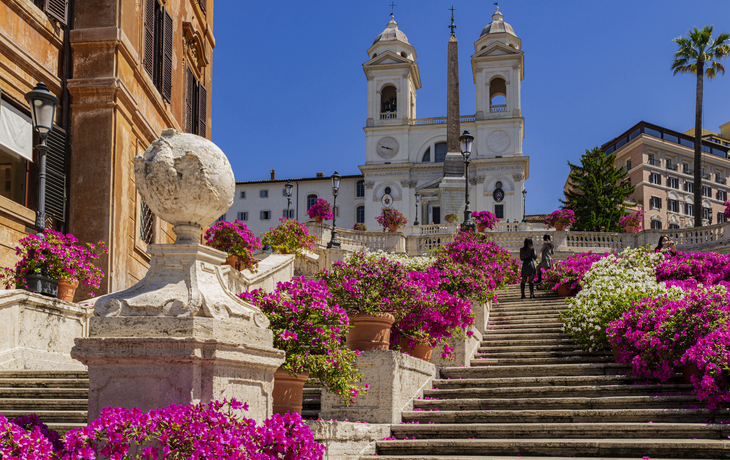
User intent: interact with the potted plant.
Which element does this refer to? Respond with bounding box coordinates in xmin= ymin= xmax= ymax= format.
xmin=471 ymin=211 xmax=499 ymax=233
xmin=619 ymin=209 xmax=644 ymax=233
xmin=241 ymin=277 xmax=368 ymax=412
xmin=204 ymin=220 xmax=262 ymax=272
xmin=0 ymin=229 xmax=107 ymax=301
xmin=444 ymin=212 xmax=459 ymax=224
xmin=307 ymin=198 xmax=333 ymax=224
xmin=353 ymin=222 xmax=368 ymax=231
xmin=544 ymin=209 xmax=576 ymax=231
xmin=375 ymin=208 xmax=407 ymax=232
xmin=261 ymin=217 xmax=316 ymax=259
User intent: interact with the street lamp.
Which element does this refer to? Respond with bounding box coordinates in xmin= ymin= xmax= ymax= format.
xmin=284 ymin=181 xmax=293 ymax=218
xmin=414 ymin=192 xmax=420 ymax=226
xmin=459 ymin=130 xmax=475 ymax=230
xmin=327 ymin=171 xmax=341 ymax=249
xmin=522 ymin=188 xmax=527 ymax=223
xmin=25 ymin=82 xmax=59 ymax=234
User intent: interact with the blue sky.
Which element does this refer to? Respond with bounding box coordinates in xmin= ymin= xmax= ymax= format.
xmin=211 ymin=0 xmax=730 ymax=214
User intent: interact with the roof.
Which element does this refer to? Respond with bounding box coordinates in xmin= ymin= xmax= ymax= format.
xmin=480 ymin=7 xmax=517 ymax=38
xmin=601 ymin=121 xmax=730 ymax=159
xmin=235 ymin=174 xmax=364 ymax=186
xmin=373 ymin=16 xmax=410 ymax=45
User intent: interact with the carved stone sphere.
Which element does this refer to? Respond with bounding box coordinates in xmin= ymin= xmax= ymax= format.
xmin=134 ymin=129 xmax=234 ymax=231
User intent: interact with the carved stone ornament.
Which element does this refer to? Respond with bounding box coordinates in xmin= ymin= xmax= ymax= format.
xmin=82 ymin=129 xmax=267 ymax=326
xmin=513 ymin=173 xmax=524 ymax=182
xmin=400 ymin=180 xmax=411 ymax=187
xmin=182 ymin=22 xmax=208 ymax=72
xmin=364 ymin=181 xmax=375 ymax=189
xmin=409 ymin=180 xmax=418 ymax=188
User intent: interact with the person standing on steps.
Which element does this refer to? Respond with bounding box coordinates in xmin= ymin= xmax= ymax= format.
xmin=520 ymin=237 xmax=538 ymax=299
xmin=535 ymin=234 xmax=554 ymax=287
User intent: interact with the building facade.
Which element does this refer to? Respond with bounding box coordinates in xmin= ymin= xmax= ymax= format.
xmin=0 ymin=0 xmax=215 ymax=298
xmin=584 ymin=121 xmax=730 ymax=230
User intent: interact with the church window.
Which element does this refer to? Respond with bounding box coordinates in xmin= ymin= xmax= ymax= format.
xmin=434 ymin=142 xmax=448 ymax=163
xmin=384 ymin=187 xmax=392 ymax=195
xmin=307 ymin=194 xmax=318 ymax=210
xmin=144 ymin=0 xmax=173 ymax=103
xmin=400 ymin=51 xmax=407 ymax=58
xmin=357 ymin=180 xmax=365 ymax=197
xmin=356 ymin=206 xmax=365 ymax=223
xmin=494 ymin=204 xmax=504 ymax=219
xmin=372 ymin=53 xmax=377 ymax=59
xmin=489 ymin=77 xmax=507 ymax=112
xmin=185 ymin=65 xmax=207 ymax=137
xmin=380 ymin=85 xmax=397 ymax=114
xmin=421 ymin=147 xmax=431 ymax=162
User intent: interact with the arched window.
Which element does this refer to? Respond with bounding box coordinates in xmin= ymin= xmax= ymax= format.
xmin=306 ymin=194 xmax=318 ymax=211
xmin=434 ymin=142 xmax=448 ymax=163
xmin=356 ymin=180 xmax=365 ymax=197
xmin=356 ymin=206 xmax=365 ymax=223
xmin=400 ymin=51 xmax=408 ymax=58
xmin=421 ymin=147 xmax=431 ymax=162
xmin=490 ymin=77 xmax=507 ymax=112
xmin=381 ymin=85 xmax=397 ymax=114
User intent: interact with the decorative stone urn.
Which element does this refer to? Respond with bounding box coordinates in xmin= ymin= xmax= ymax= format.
xmin=72 ymin=129 xmax=285 ymax=422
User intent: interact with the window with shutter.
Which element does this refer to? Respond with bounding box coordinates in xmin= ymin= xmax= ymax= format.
xmin=198 ymin=83 xmax=207 ymax=138
xmin=161 ymin=9 xmax=173 ymax=103
xmin=44 ymin=0 xmax=68 ymax=26
xmin=185 ymin=66 xmax=195 ymax=133
xmin=45 ymin=126 xmax=67 ymax=222
xmin=143 ymin=0 xmax=156 ymax=78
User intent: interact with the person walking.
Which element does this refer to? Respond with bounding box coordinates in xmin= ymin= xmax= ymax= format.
xmin=520 ymin=237 xmax=538 ymax=299
xmin=536 ymin=234 xmax=554 ymax=286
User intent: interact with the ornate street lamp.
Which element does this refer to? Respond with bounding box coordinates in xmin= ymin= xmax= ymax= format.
xmin=414 ymin=192 xmax=420 ymax=226
xmin=522 ymin=188 xmax=527 ymax=223
xmin=25 ymin=82 xmax=59 ymax=234
xmin=285 ymin=181 xmax=293 ymax=218
xmin=459 ymin=130 xmax=475 ymax=230
xmin=327 ymin=171 xmax=341 ymax=248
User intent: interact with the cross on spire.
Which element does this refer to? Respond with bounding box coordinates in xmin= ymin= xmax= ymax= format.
xmin=448 ymin=6 xmax=457 ymax=36
xmin=389 ymin=1 xmax=396 ymax=17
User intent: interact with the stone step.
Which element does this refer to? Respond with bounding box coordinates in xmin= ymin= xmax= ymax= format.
xmin=486 ymin=325 xmax=564 ymax=334
xmin=424 ymin=383 xmax=694 ymax=399
xmin=432 ymin=374 xmax=674 ymax=390
xmin=492 ymin=303 xmax=567 ymax=312
xmin=482 ymin=333 xmax=572 ymax=341
xmin=479 ymin=344 xmax=582 ymax=353
xmin=441 ymin=362 xmax=630 ymax=379
xmin=470 ymin=356 xmax=612 ymax=366
xmin=490 ymin=311 xmax=563 ymax=319
xmin=301 ymin=409 xmax=319 ymax=420
xmin=46 ymin=423 xmax=86 ymax=435
xmin=0 ymin=378 xmax=89 ymax=388
xmin=489 ymin=317 xmax=563 ymax=325
xmin=474 ymin=350 xmax=608 ymax=359
xmin=0 ymin=388 xmax=88 ymax=398
xmin=400 ymin=408 xmax=728 ymax=425
xmin=370 ymin=438 xmax=729 ymax=458
xmin=0 ymin=410 xmax=87 ymax=423
xmin=363 ymin=456 xmax=679 ymax=460
xmin=412 ymin=395 xmax=699 ymax=411
xmin=0 ymin=398 xmax=88 ymax=410
xmin=389 ymin=422 xmax=730 ymax=440
xmin=0 ymin=371 xmax=88 ymax=379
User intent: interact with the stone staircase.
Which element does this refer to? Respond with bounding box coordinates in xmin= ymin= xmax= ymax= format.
xmin=0 ymin=370 xmax=88 ymax=434
xmin=362 ymin=288 xmax=730 ymax=459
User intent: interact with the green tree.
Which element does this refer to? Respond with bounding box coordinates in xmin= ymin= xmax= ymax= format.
xmin=671 ymin=26 xmax=729 ymax=227
xmin=561 ymin=147 xmax=635 ymax=232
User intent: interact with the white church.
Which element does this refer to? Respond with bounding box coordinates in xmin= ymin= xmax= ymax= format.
xmin=229 ymin=8 xmax=530 ymax=237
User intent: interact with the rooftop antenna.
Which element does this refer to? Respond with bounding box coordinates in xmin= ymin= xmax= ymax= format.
xmin=449 ymin=6 xmax=457 ymax=36
xmin=389 ymin=1 xmax=396 ymax=18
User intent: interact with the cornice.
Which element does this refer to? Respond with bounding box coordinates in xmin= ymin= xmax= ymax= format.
xmin=4 ymin=0 xmax=64 ymax=48
xmin=0 ymin=28 xmax=63 ymax=94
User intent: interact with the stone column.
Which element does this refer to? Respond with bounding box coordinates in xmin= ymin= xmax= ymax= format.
xmin=440 ymin=33 xmax=466 ymax=217
xmin=72 ymin=130 xmax=285 ymax=423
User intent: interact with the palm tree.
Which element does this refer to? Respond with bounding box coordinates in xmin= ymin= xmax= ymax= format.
xmin=671 ymin=26 xmax=729 ymax=227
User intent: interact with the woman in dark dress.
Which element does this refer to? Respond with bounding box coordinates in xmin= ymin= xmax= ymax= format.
xmin=536 ymin=234 xmax=554 ymax=286
xmin=520 ymin=237 xmax=538 ymax=299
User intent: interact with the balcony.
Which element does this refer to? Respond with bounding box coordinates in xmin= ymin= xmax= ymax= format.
xmin=702 ymin=172 xmax=711 ymax=180
xmin=490 ymin=104 xmax=507 ymax=113
xmin=380 ymin=112 xmax=397 ymax=120
xmin=666 ymin=163 xmax=678 ymax=171
xmin=682 ymin=166 xmax=694 ymax=175
xmin=411 ymin=115 xmax=477 ymax=126
xmin=647 ymin=158 xmax=660 ymax=166
xmin=716 ymin=177 xmax=727 ymax=185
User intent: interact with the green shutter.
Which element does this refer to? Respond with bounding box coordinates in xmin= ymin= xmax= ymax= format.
xmin=45 ymin=126 xmax=67 ymax=222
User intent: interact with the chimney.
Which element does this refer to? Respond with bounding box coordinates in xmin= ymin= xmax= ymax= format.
xmin=270 ymin=169 xmax=276 ymax=180
xmin=316 ymin=172 xmax=325 ymax=178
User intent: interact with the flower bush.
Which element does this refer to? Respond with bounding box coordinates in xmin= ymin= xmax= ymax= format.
xmin=471 ymin=211 xmax=499 ymax=230
xmin=204 ymin=220 xmax=262 ymax=271
xmin=375 ymin=208 xmax=407 ymax=229
xmin=619 ymin=209 xmax=644 ymax=233
xmin=241 ymin=277 xmax=367 ymax=405
xmin=655 ymin=250 xmax=730 ymax=286
xmin=261 ymin=217 xmax=316 ymax=260
xmin=307 ymin=198 xmax=333 ymax=220
xmin=541 ymin=251 xmax=606 ymax=292
xmin=346 ymin=250 xmax=435 ymax=272
xmin=0 ymin=229 xmax=107 ymax=294
xmin=544 ymin=209 xmax=576 ymax=229
xmin=444 ymin=212 xmax=459 ymax=222
xmin=1 ymin=413 xmax=61 ymax=458
xmin=724 ymin=200 xmax=730 ymax=219
xmin=353 ymin=222 xmax=368 ymax=231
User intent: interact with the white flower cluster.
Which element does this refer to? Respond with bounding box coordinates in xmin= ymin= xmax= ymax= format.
xmin=345 ymin=250 xmax=435 ymax=272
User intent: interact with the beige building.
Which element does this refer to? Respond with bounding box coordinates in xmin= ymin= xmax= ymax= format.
xmin=592 ymin=121 xmax=730 ymax=230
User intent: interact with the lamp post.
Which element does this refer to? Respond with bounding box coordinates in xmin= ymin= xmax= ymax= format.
xmin=285 ymin=181 xmax=293 ymax=218
xmin=414 ymin=192 xmax=420 ymax=226
xmin=522 ymin=188 xmax=527 ymax=223
xmin=459 ymin=130 xmax=475 ymax=230
xmin=327 ymin=171 xmax=341 ymax=249
xmin=25 ymin=82 xmax=59 ymax=234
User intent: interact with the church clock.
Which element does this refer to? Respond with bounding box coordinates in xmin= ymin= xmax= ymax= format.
xmin=376 ymin=137 xmax=399 ymax=159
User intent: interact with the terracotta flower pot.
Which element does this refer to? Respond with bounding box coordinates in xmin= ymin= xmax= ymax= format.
xmin=476 ymin=224 xmax=486 ymax=233
xmin=554 ymin=223 xmax=565 ymax=231
xmin=625 ymin=225 xmax=639 ymax=234
xmin=314 ymin=217 xmax=323 ymax=224
xmin=557 ymin=283 xmax=573 ymax=298
xmin=388 ymin=224 xmax=398 ymax=233
xmin=681 ymin=363 xmax=701 ymax=384
xmin=346 ymin=313 xmax=396 ymax=351
xmin=272 ymin=366 xmax=309 ymax=415
xmin=223 ymin=255 xmax=239 ymax=270
xmin=399 ymin=337 xmax=434 ymax=361
xmin=57 ymin=279 xmax=79 ymax=302
xmin=446 ymin=217 xmax=455 ymax=224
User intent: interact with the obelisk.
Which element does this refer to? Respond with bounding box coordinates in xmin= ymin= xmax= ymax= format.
xmin=439 ymin=8 xmax=466 ymax=220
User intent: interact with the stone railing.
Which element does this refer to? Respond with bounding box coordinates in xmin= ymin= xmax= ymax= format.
xmin=411 ymin=115 xmax=476 ymax=126
xmin=490 ymin=104 xmax=507 ymax=113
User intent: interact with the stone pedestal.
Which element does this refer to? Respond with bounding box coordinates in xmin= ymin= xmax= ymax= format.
xmin=439 ymin=176 xmax=466 ymax=218
xmin=72 ymin=316 xmax=284 ymax=422
xmin=306 ymin=420 xmax=391 ymax=460
xmin=430 ymin=326 xmax=482 ymax=369
xmin=471 ymin=299 xmax=492 ymax=336
xmin=320 ymin=350 xmax=435 ymax=424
